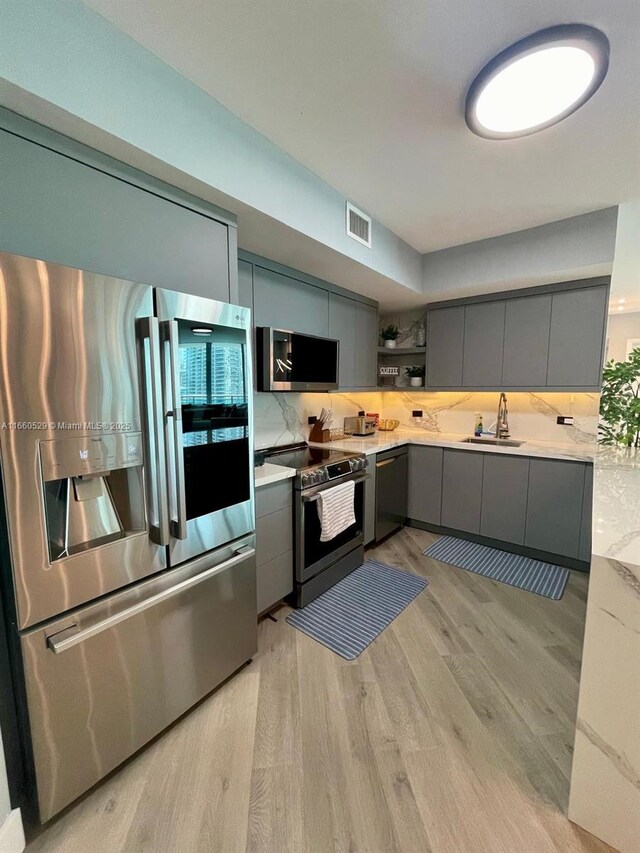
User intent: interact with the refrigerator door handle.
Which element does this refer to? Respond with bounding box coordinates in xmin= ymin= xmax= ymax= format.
xmin=46 ymin=546 xmax=256 ymax=654
xmin=137 ymin=316 xmax=170 ymax=545
xmin=163 ymin=319 xmax=188 ymax=540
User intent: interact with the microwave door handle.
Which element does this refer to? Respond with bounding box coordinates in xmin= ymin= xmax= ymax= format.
xmin=136 ymin=317 xmax=170 ymax=546
xmin=164 ymin=319 xmax=188 ymax=540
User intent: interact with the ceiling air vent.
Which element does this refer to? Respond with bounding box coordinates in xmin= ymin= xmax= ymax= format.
xmin=346 ymin=202 xmax=372 ymax=248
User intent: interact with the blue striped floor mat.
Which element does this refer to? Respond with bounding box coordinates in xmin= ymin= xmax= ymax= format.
xmin=286 ymin=560 xmax=429 ymax=660
xmin=423 ymin=536 xmax=569 ymax=600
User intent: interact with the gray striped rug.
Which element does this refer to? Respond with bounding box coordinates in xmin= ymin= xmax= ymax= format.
xmin=423 ymin=536 xmax=569 ymax=599
xmin=286 ymin=560 xmax=428 ymax=660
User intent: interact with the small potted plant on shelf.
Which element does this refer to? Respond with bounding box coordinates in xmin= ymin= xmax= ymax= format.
xmin=405 ymin=365 xmax=425 ymax=387
xmin=380 ymin=324 xmax=400 ymax=348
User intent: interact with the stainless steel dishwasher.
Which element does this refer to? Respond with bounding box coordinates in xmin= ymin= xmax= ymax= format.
xmin=375 ymin=446 xmax=408 ymax=541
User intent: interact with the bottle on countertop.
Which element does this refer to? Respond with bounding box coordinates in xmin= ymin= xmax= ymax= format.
xmin=474 ymin=413 xmax=483 ymax=437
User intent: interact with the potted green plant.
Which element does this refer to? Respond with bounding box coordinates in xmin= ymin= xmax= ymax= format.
xmin=380 ymin=324 xmax=400 ymax=349
xmin=598 ymin=347 xmax=640 ymax=447
xmin=405 ymin=365 xmax=425 ymax=387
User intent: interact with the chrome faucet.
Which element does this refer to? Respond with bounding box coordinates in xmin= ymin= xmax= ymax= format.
xmin=496 ymin=392 xmax=510 ymax=439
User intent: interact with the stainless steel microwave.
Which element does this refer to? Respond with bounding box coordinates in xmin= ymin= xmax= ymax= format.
xmin=257 ymin=327 xmax=339 ymax=391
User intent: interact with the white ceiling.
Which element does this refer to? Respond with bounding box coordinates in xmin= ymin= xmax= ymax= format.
xmin=82 ymin=0 xmax=640 ymax=253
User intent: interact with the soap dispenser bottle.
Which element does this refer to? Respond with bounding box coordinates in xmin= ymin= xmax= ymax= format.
xmin=474 ymin=413 xmax=483 ymax=437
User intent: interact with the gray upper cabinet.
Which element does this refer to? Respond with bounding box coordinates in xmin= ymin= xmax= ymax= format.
xmin=480 ymin=454 xmax=529 ymax=545
xmin=253 ymin=266 xmax=329 ymax=337
xmin=502 ymin=294 xmax=552 ymax=387
xmin=245 ymin=255 xmax=378 ymax=387
xmin=0 ymin=127 xmax=233 ymax=302
xmin=525 ymin=459 xmax=586 ymax=558
xmin=237 ymin=259 xmax=253 ymax=311
xmin=355 ymin=302 xmax=379 ymax=388
xmin=441 ymin=449 xmax=484 ymax=534
xmin=546 ymin=285 xmax=608 ymax=388
xmin=329 ymin=293 xmax=357 ymax=388
xmin=462 ymin=301 xmax=505 ymax=387
xmin=407 ymin=445 xmax=443 ymax=525
xmin=427 ymin=306 xmax=465 ymax=387
xmin=426 ymin=279 xmax=608 ymax=391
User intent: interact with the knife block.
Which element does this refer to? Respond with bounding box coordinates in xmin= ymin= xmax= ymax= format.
xmin=309 ymin=421 xmax=331 ymax=443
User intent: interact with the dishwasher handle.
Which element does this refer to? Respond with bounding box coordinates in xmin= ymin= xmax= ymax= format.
xmin=375 ymin=457 xmax=397 ymax=469
xmin=46 ymin=546 xmax=255 ymax=654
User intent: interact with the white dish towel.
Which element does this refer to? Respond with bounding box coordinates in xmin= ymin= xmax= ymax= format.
xmin=316 ymin=480 xmax=356 ymax=542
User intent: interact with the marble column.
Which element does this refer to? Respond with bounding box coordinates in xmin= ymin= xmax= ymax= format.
xmin=568 ymin=451 xmax=640 ymax=853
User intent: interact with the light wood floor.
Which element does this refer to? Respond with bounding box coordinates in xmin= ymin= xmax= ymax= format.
xmin=27 ymin=527 xmax=613 ymax=853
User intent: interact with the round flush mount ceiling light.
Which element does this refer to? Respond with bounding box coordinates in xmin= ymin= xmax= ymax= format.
xmin=465 ymin=25 xmax=610 ymax=139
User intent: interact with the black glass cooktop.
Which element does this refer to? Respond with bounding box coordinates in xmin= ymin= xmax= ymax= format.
xmin=264 ymin=443 xmax=356 ymax=472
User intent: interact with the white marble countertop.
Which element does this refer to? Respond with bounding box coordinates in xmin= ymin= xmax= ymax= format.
xmin=254 ymin=462 xmax=296 ymax=488
xmin=310 ymin=428 xmax=597 ymax=463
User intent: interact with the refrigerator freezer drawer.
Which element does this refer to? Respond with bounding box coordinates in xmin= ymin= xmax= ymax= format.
xmin=21 ymin=540 xmax=257 ymax=822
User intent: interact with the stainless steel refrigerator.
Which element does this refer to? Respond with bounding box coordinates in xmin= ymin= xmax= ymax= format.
xmin=0 ymin=251 xmax=257 ymax=822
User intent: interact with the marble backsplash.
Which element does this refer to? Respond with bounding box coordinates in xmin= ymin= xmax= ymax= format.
xmin=254 ymin=390 xmax=599 ymax=449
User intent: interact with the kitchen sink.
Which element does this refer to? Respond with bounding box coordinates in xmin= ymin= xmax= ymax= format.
xmin=463 ymin=437 xmax=525 ymax=447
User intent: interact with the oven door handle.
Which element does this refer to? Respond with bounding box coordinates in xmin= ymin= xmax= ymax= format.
xmin=302 ymin=472 xmax=369 ymax=502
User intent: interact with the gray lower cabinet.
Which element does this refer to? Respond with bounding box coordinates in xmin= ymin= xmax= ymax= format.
xmin=375 ymin=447 xmax=408 ymax=541
xmin=355 ymin=302 xmax=379 ymax=387
xmin=427 ymin=306 xmax=464 ymax=387
xmin=462 ymin=301 xmax=505 ymax=387
xmin=480 ymin=454 xmax=529 ymax=544
xmin=255 ymin=480 xmax=294 ymax=613
xmin=407 ymin=445 xmax=443 ymax=525
xmin=329 ymin=292 xmax=357 ymax=387
xmin=502 ymin=294 xmax=552 ymax=387
xmin=253 ymin=266 xmax=329 ymax=337
xmin=546 ymin=285 xmax=608 ymax=387
xmin=578 ymin=464 xmax=594 ymax=563
xmin=441 ymin=449 xmax=484 ymax=534
xmin=524 ymin=459 xmax=587 ymax=558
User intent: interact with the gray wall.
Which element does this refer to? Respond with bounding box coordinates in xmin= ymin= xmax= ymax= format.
xmin=605 ymin=311 xmax=640 ymax=363
xmin=0 ymin=0 xmax=422 ymax=297
xmin=422 ymin=209 xmax=618 ymax=300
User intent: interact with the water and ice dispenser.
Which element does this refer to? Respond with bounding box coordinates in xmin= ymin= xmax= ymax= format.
xmin=40 ymin=433 xmax=146 ymax=562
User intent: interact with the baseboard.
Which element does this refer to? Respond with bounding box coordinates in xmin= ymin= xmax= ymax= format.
xmin=406 ymin=519 xmax=590 ymax=572
xmin=0 ymin=808 xmax=25 ymax=853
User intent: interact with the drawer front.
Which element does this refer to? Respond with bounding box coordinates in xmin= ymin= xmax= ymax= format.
xmin=257 ymin=550 xmax=294 ymax=612
xmin=256 ymin=506 xmax=293 ymax=565
xmin=255 ymin=479 xmax=293 ymax=518
xmin=22 ymin=546 xmax=257 ymax=821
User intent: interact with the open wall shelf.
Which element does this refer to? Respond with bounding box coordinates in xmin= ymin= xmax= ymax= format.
xmin=377 ymin=347 xmax=426 ymax=356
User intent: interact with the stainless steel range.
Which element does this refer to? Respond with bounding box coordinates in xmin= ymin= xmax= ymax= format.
xmin=264 ymin=443 xmax=368 ymax=606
